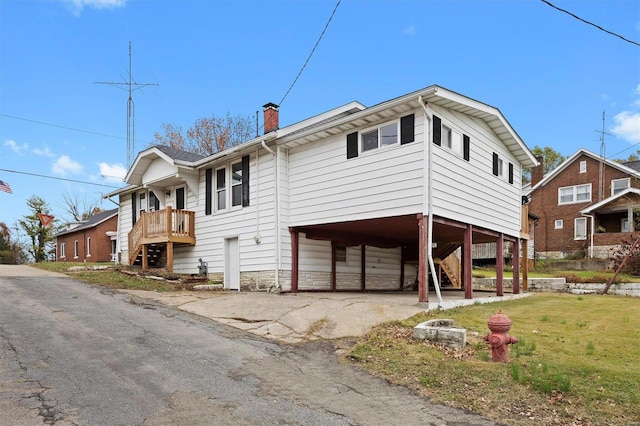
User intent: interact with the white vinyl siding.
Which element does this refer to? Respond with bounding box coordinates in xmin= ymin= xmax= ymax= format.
xmin=171 ymin=151 xmax=278 ymax=275
xmin=430 ymin=106 xmax=522 ymax=236
xmin=288 ymin=113 xmax=424 ymax=226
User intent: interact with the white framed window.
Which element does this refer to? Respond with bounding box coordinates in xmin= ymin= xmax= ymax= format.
xmin=139 ymin=192 xmax=147 ymax=216
xmin=361 ymin=121 xmax=398 ymax=153
xmin=216 ymin=167 xmax=226 ymax=211
xmin=74 ymin=240 xmax=79 ymax=259
xmin=558 ymin=184 xmax=591 ymax=205
xmin=442 ymin=125 xmax=452 ymax=149
xmin=231 ymin=162 xmax=243 ymax=207
xmin=60 ymin=242 xmax=66 ymax=259
xmin=215 ymin=160 xmax=246 ymax=211
xmin=579 ymin=161 xmax=587 ymax=173
xmin=622 ymin=218 xmax=630 ymax=233
xmin=86 ymin=237 xmax=91 ymax=257
xmin=574 ymin=217 xmax=587 ymax=240
xmin=554 ymin=219 xmax=563 ymax=229
xmin=612 ymin=178 xmax=630 ymax=196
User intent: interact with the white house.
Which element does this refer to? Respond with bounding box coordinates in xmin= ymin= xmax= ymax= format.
xmin=104 ymin=85 xmax=538 ymax=303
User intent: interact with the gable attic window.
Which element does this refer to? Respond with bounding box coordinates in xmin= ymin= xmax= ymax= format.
xmin=580 ymin=160 xmax=587 ymax=173
xmin=612 ymin=178 xmax=630 ymax=196
xmin=558 ymin=184 xmax=591 ymax=205
xmin=432 ymin=114 xmax=470 ymax=161
xmin=346 ymin=114 xmax=414 ymax=159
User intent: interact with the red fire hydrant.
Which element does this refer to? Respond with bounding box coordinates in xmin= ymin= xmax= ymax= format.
xmin=484 ymin=310 xmax=518 ymax=362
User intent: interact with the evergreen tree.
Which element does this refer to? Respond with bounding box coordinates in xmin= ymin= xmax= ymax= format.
xmin=18 ymin=196 xmax=56 ymax=262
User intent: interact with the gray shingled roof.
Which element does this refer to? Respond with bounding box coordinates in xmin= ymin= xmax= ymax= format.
xmin=155 ymin=145 xmax=206 ymax=162
xmin=54 ymin=208 xmax=118 ymax=237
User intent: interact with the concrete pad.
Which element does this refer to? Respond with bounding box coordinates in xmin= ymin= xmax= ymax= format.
xmin=124 ymin=289 xmax=531 ymax=344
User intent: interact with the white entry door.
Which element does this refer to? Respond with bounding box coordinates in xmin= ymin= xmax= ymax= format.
xmin=225 ymin=237 xmax=240 ymax=291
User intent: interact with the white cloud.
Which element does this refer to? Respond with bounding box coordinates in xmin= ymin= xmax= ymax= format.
xmin=32 ymin=146 xmax=55 ymax=157
xmin=610 ymin=84 xmax=640 ymax=144
xmin=611 ymin=111 xmax=640 ymax=144
xmin=64 ymin=0 xmax=126 ymax=14
xmin=98 ymin=162 xmax=127 ymax=182
xmin=403 ymin=25 xmax=416 ymax=36
xmin=4 ymin=139 xmax=28 ymax=154
xmin=52 ymin=155 xmax=84 ymax=176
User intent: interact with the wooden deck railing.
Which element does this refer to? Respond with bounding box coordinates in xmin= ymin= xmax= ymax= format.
xmin=128 ymin=207 xmax=195 ymax=265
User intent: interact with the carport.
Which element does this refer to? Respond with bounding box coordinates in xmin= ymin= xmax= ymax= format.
xmin=289 ymin=213 xmax=524 ymax=303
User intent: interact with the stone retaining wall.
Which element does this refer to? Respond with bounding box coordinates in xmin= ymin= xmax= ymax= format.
xmin=474 ymin=278 xmax=640 ymax=297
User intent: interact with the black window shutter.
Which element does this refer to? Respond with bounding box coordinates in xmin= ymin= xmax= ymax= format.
xmin=176 ymin=187 xmax=185 ymax=210
xmin=205 ymin=168 xmax=212 ymax=215
xmin=400 ymin=114 xmax=415 ymax=145
xmin=463 ymin=134 xmax=470 ymax=161
xmin=508 ymin=163 xmax=514 ymax=184
xmin=492 ymin=153 xmax=499 ymax=176
xmin=432 ymin=115 xmax=441 ymax=146
xmin=242 ymin=155 xmax=250 ymax=207
xmin=346 ymin=132 xmax=358 ymax=159
xmin=131 ymin=193 xmax=137 ymax=223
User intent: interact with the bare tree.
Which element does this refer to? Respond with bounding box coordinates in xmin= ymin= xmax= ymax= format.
xmin=60 ymin=191 xmax=103 ymax=222
xmin=153 ymin=113 xmax=255 ymax=156
xmin=152 ymin=122 xmax=187 ymax=150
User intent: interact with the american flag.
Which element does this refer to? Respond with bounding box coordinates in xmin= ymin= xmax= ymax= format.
xmin=0 ymin=180 xmax=12 ymax=194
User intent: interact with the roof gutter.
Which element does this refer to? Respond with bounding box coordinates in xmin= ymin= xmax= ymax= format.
xmin=419 ymin=94 xmax=444 ymax=307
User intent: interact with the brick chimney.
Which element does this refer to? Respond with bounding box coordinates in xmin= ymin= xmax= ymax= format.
xmin=531 ymin=155 xmax=544 ymax=186
xmin=263 ymin=102 xmax=279 ymax=134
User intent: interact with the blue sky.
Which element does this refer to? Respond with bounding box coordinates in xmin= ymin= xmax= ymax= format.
xmin=1 ymin=0 xmax=639 ymax=233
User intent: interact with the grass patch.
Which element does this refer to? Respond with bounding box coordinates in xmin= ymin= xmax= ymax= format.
xmin=32 ymin=262 xmax=178 ymax=292
xmin=472 ymin=266 xmax=640 ymax=283
xmin=343 ymin=294 xmax=640 ymax=426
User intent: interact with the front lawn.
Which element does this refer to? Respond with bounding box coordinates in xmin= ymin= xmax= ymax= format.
xmin=345 ymin=293 xmax=640 ymax=425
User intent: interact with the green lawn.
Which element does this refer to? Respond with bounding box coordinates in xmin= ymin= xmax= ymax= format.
xmin=346 ymin=293 xmax=640 ymax=425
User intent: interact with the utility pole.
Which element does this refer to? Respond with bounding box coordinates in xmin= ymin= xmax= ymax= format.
xmin=95 ymin=42 xmax=158 ymax=167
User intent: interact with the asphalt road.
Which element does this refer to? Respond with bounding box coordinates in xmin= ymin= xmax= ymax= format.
xmin=0 ymin=265 xmax=497 ymax=425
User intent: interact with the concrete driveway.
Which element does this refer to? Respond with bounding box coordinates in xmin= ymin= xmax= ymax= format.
xmin=2 ymin=265 xmax=530 ymax=343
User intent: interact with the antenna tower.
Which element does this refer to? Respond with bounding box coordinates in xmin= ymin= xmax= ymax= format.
xmin=95 ymin=42 xmax=158 ymax=167
xmin=595 ymin=111 xmax=613 ymax=201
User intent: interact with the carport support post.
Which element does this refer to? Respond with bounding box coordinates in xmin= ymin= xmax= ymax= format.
xmin=142 ymin=244 xmax=148 ymax=271
xmin=496 ymin=233 xmax=504 ymax=296
xmin=331 ymin=242 xmax=337 ymax=292
xmin=290 ymin=228 xmax=299 ymax=293
xmin=417 ymin=214 xmax=428 ymax=303
xmin=512 ymin=239 xmax=520 ymax=294
xmin=463 ymin=224 xmax=473 ymax=299
xmin=360 ymin=245 xmax=366 ymax=291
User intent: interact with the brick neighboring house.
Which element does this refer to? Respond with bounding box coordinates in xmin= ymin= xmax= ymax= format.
xmin=526 ymin=149 xmax=640 ymax=259
xmin=55 ymin=209 xmax=118 ymax=263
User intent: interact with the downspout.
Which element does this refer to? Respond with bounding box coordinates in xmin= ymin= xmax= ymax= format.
xmin=261 ymin=140 xmax=281 ymax=290
xmin=419 ymin=95 xmax=444 ymax=306
xmin=582 ymin=213 xmax=594 ymax=259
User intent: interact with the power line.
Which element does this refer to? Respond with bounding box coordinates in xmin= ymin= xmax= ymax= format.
xmin=0 ymin=113 xmax=126 ymax=141
xmin=540 ymin=0 xmax=640 ymax=47
xmin=278 ymin=0 xmax=342 ymax=106
xmin=0 ymin=168 xmax=121 ymax=189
